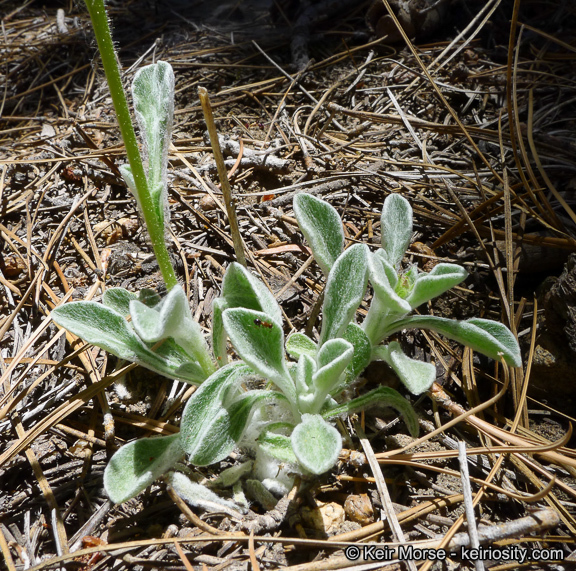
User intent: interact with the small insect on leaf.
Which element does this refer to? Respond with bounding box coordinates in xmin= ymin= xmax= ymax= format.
xmin=254 ymin=319 xmax=273 ymax=329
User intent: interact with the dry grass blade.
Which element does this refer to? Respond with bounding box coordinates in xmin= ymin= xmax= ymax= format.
xmin=287 ymin=510 xmax=560 ymax=571
xmin=0 ymin=524 xmax=17 ymax=571
xmin=166 ymin=486 xmax=229 ymax=536
xmin=425 ymin=383 xmax=576 ymax=479
xmin=173 ymin=539 xmax=196 ymax=571
xmin=330 ymin=493 xmax=464 ymax=543
xmin=458 ymin=441 xmax=484 ymax=571
xmin=248 ymin=529 xmax=261 ymax=571
xmin=12 ymin=415 xmax=69 ymax=556
xmin=355 ymin=421 xmax=417 ymax=571
xmin=198 ymin=86 xmax=247 ymax=267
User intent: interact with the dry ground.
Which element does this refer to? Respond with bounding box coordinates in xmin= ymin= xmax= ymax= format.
xmin=1 ymin=0 xmax=576 ymax=569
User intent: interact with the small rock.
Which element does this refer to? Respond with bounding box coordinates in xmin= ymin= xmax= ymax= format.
xmin=199 ymin=194 xmax=218 ymax=211
xmin=117 ymin=217 xmax=139 ymax=237
xmin=94 ymin=220 xmax=123 ymax=245
xmin=1 ymin=254 xmax=26 ymax=277
xmin=301 ymin=501 xmax=345 ymax=537
xmin=344 ymin=494 xmax=374 ymax=525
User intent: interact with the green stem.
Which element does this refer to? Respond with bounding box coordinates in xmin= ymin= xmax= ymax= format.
xmin=361 ymin=295 xmax=391 ymax=346
xmin=177 ymin=336 xmax=216 ymax=378
xmin=84 ymin=0 xmax=177 ymax=289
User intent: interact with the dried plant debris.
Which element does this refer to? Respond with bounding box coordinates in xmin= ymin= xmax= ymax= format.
xmin=366 ymin=0 xmax=451 ymax=43
xmin=1 ymin=0 xmax=576 ymax=570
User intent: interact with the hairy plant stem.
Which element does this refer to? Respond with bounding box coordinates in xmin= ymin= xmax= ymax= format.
xmin=84 ymin=0 xmax=177 ymax=289
xmin=362 ymin=296 xmax=395 ymax=346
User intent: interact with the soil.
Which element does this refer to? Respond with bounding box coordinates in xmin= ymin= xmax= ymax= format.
xmin=1 ymin=0 xmax=576 ymax=570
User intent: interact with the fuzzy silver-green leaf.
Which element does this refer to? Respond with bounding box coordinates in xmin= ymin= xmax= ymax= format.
xmin=313 ymin=338 xmax=354 ymax=402
xmin=293 ymin=193 xmax=344 ymax=275
xmin=387 ymin=316 xmax=521 ymax=367
xmin=381 ymin=193 xmax=413 ymax=268
xmin=291 ymin=414 xmax=342 ymax=475
xmin=320 ymin=243 xmax=369 ymax=345
xmin=213 ymin=263 xmax=282 ymax=364
xmin=104 ymin=433 xmax=183 ymax=504
xmin=180 ymin=363 xmax=253 ymax=465
xmin=324 ymin=386 xmax=419 ymax=437
xmin=102 ymin=287 xmax=137 ymax=316
xmin=286 ymin=332 xmax=317 ymax=361
xmin=222 ymin=308 xmax=295 ymax=402
xmin=132 ymin=61 xmax=174 ymax=227
xmin=373 ymin=342 xmax=436 ymax=395
xmin=406 ymin=263 xmax=468 ymax=309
